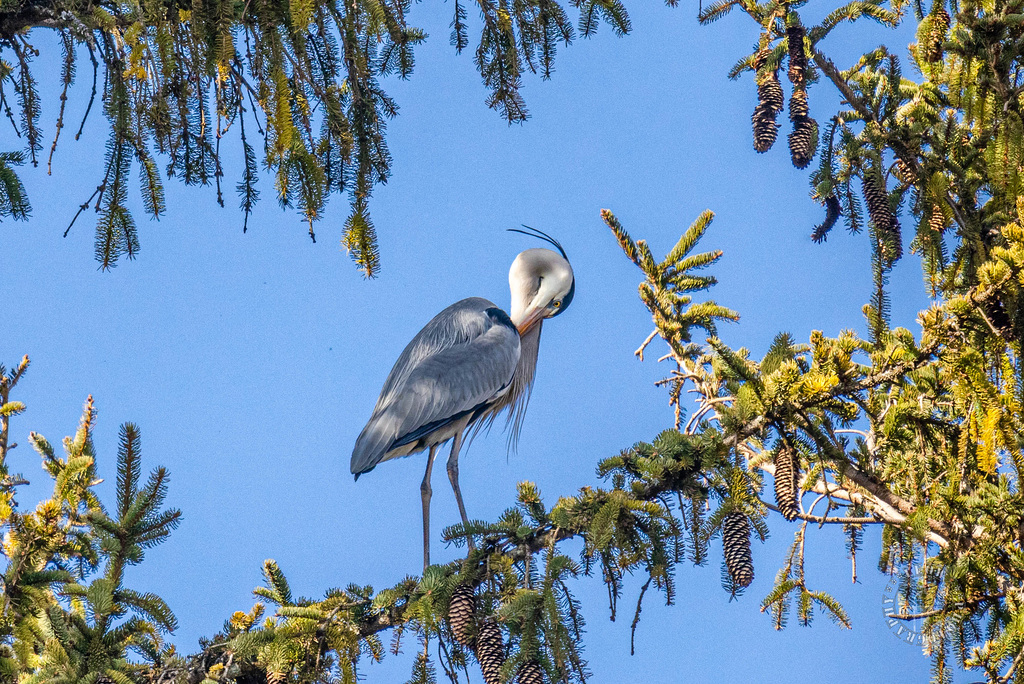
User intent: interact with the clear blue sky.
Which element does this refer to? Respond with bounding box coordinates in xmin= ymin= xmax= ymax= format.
xmin=6 ymin=2 xmax=967 ymax=681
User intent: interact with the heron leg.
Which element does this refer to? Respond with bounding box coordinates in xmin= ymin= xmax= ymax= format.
xmin=447 ymin=431 xmax=476 ymax=551
xmin=421 ymin=445 xmax=438 ymax=571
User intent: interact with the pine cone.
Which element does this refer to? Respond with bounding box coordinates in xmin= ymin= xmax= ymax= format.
xmin=751 ymin=49 xmax=768 ymax=72
xmin=894 ymin=158 xmax=917 ymax=185
xmin=476 ymin=620 xmax=505 ymax=684
xmin=752 ymin=103 xmax=779 ymax=153
xmin=788 ymin=115 xmax=817 ymax=169
xmin=862 ymin=171 xmax=902 ymax=262
xmin=447 ymin=583 xmax=476 ymax=646
xmin=789 ymin=87 xmax=808 ymax=120
xmin=773 ymin=446 xmax=800 ymax=522
xmin=787 ymin=25 xmax=806 ymax=84
xmin=915 ymin=14 xmax=935 ymax=62
xmin=759 ymin=72 xmax=784 ymax=114
xmin=518 ymin=660 xmax=544 ymax=684
xmin=722 ymin=511 xmax=754 ymax=589
xmin=929 ymin=203 xmax=946 ymax=234
xmin=927 ymin=8 xmax=951 ymax=62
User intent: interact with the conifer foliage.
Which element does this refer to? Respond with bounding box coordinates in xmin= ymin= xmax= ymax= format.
xmin=0 ymin=0 xmax=633 ymax=274
xmin=11 ymin=0 xmax=1024 ymax=678
xmin=0 ymin=357 xmax=180 ymax=684
xmin=599 ymin=0 xmax=1024 ymax=658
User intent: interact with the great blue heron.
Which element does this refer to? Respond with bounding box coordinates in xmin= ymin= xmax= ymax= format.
xmin=351 ymin=228 xmax=575 ymax=568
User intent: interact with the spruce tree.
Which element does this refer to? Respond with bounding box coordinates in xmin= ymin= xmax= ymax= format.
xmin=0 ymin=358 xmax=181 ymax=684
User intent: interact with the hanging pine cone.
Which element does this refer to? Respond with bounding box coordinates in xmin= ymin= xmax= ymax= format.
xmin=752 ymin=66 xmax=784 ymax=153
xmin=927 ymin=7 xmax=951 ymax=62
xmin=475 ymin=620 xmax=505 ymax=684
xmin=751 ymin=48 xmax=768 ymax=72
xmin=787 ymin=25 xmax=807 ymax=84
xmin=788 ymin=86 xmax=808 ymax=120
xmin=518 ymin=660 xmax=544 ymax=684
xmin=894 ymin=158 xmax=917 ymax=185
xmin=862 ymin=171 xmax=902 ymax=262
xmin=722 ymin=511 xmax=754 ymax=589
xmin=788 ymin=115 xmax=817 ymax=169
xmin=447 ymin=583 xmax=476 ymax=646
xmin=752 ymin=103 xmax=779 ymax=153
xmin=759 ymin=72 xmax=784 ymax=114
xmin=929 ymin=203 xmax=946 ymax=234
xmin=773 ymin=446 xmax=800 ymax=522
xmin=916 ymin=14 xmax=935 ymax=62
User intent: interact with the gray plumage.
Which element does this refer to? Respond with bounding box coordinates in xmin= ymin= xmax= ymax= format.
xmin=351 ymin=297 xmax=521 ymax=476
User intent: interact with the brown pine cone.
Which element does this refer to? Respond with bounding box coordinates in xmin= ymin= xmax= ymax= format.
xmin=789 ymin=87 xmax=808 ymax=120
xmin=447 ymin=583 xmax=476 ymax=646
xmin=476 ymin=620 xmax=506 ymax=684
xmin=723 ymin=511 xmax=754 ymax=589
xmin=862 ymin=171 xmax=902 ymax=262
xmin=929 ymin=203 xmax=946 ymax=234
xmin=518 ymin=660 xmax=545 ymax=684
xmin=759 ymin=72 xmax=784 ymax=114
xmin=894 ymin=158 xmax=917 ymax=185
xmin=753 ymin=103 xmax=780 ymax=153
xmin=773 ymin=445 xmax=800 ymax=522
xmin=927 ymin=8 xmax=951 ymax=61
xmin=788 ymin=115 xmax=817 ymax=169
xmin=751 ymin=49 xmax=768 ymax=71
xmin=787 ymin=25 xmax=807 ymax=84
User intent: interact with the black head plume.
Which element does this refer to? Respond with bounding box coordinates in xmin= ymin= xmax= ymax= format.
xmin=507 ymin=225 xmax=570 ymax=261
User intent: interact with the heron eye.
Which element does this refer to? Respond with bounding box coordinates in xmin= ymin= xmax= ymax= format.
xmin=552 ymin=300 xmax=561 ymax=308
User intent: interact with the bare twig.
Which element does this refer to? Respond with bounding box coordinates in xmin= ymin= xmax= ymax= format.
xmin=634 ymin=330 xmax=658 ymax=361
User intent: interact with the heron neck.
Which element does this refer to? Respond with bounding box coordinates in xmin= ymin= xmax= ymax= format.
xmin=502 ymin=321 xmax=542 ymax=449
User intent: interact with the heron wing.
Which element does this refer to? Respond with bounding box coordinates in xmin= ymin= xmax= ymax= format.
xmin=351 ymin=298 xmax=521 ymax=475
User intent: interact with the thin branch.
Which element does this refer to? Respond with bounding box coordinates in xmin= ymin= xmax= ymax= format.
xmin=74 ymin=43 xmax=98 ymax=142
xmin=63 ymin=185 xmax=103 ymax=237
xmin=634 ymin=330 xmax=658 ymax=361
xmin=762 ymin=500 xmax=882 ymax=525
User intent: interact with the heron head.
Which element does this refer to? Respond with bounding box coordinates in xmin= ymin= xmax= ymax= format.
xmin=507 ymin=228 xmax=575 ymax=335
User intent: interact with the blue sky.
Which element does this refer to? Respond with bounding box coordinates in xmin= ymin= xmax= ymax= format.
xmin=4 ymin=1 xmax=967 ymax=681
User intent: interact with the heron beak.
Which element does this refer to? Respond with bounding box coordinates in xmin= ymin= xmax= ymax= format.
xmin=516 ymin=306 xmax=545 ymax=335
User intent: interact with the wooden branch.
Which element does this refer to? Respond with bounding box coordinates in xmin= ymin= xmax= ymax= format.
xmin=887 ymin=592 xmax=1006 ymax=622
xmin=762 ymin=500 xmax=881 ymax=525
xmin=812 ymin=50 xmax=874 ymax=122
xmin=755 ymin=451 xmax=950 ymax=547
xmin=0 ymin=2 xmax=131 ymax=38
xmin=634 ymin=330 xmax=658 ymax=361
xmin=818 ymin=475 xmax=949 ymax=548
xmin=999 ymin=648 xmax=1024 ymax=684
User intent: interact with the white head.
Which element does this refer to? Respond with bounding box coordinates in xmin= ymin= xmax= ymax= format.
xmin=509 ymin=246 xmax=575 ymax=334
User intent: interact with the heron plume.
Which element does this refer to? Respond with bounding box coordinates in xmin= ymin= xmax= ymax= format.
xmin=473 ymin=319 xmax=541 ymax=452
